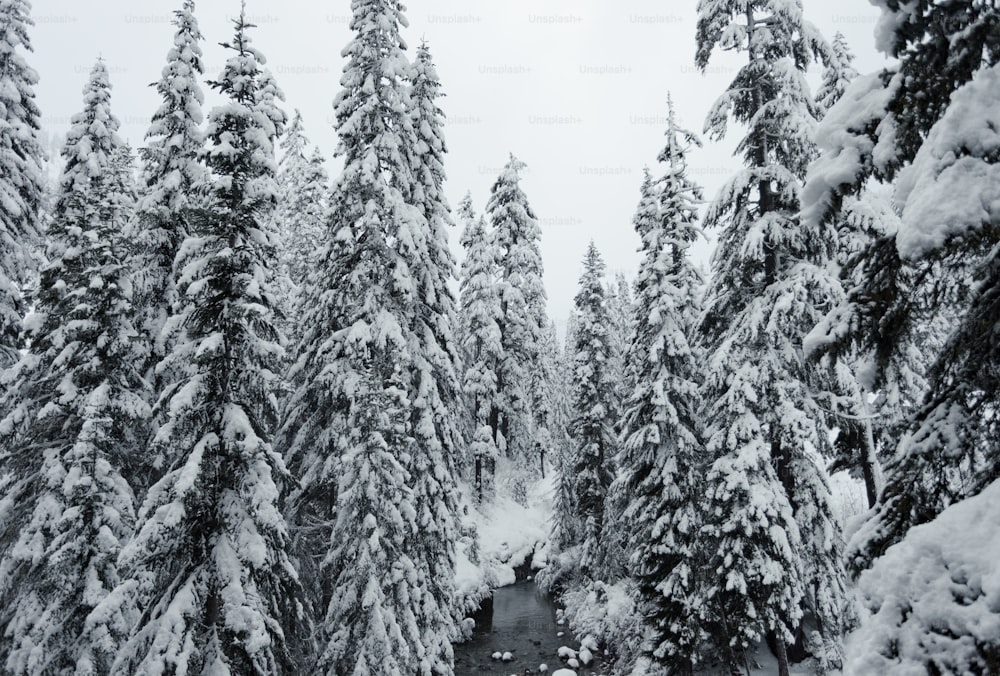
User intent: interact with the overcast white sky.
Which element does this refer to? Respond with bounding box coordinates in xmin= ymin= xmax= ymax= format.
xmin=31 ymin=0 xmax=889 ymax=331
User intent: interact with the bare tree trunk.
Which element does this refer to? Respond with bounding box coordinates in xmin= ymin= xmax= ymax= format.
xmin=859 ymin=395 xmax=882 ymax=508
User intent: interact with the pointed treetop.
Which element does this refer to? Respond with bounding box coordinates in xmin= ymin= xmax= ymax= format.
xmin=658 ymin=94 xmax=702 ymax=170
xmin=458 ymin=191 xmax=474 ymax=219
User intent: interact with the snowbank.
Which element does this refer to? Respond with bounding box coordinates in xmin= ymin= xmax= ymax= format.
xmin=454 ymin=473 xmax=556 ymax=613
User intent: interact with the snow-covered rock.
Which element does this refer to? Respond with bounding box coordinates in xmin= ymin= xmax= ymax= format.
xmin=557 ymin=646 xmax=577 ymax=659
xmin=552 ymin=669 xmax=577 ymax=676
xmin=502 ymin=651 xmax=513 ymax=662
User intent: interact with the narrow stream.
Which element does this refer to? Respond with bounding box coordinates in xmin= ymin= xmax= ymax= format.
xmin=453 ymin=581 xmax=599 ymax=675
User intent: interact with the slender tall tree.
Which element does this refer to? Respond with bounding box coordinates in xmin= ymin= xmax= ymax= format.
xmin=617 ymin=99 xmax=708 ymax=674
xmin=568 ymin=242 xmax=617 ymax=578
xmin=457 ymin=194 xmax=502 ymax=502
xmin=131 ymin=0 xmax=206 ymax=384
xmin=0 ymin=60 xmax=145 ymax=675
xmin=403 ymin=36 xmax=464 ymax=662
xmin=276 ymin=115 xmax=328 ymax=285
xmin=486 ymin=155 xmax=547 ymax=473
xmin=113 ymin=15 xmax=306 ymax=674
xmin=0 ymin=0 xmax=45 ymax=370
xmin=695 ymin=1 xmax=849 ymax=671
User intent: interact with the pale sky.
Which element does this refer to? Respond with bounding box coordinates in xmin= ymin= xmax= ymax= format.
xmin=30 ymin=0 xmax=890 ymax=331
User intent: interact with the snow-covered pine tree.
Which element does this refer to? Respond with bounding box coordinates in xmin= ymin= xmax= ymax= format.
xmin=809 ymin=193 xmax=933 ymax=511
xmin=607 ymin=271 xmax=635 ymax=411
xmin=807 ymin=42 xmax=894 ymax=511
xmin=318 ymin=363 xmax=423 ymax=674
xmin=533 ymin=320 xmax=563 ymax=479
xmin=0 ymin=59 xmax=147 ymax=675
xmin=113 ymin=14 xmax=305 ymax=674
xmin=275 ymin=111 xmax=327 ymax=299
xmin=803 ymin=0 xmax=1000 ymax=583
xmin=801 ymin=7 xmax=1000 ymax=667
xmin=281 ymin=1 xmax=458 ymax=673
xmin=569 ymin=241 xmax=617 ymax=579
xmin=486 ymin=155 xmax=547 ymax=474
xmin=815 ymin=32 xmax=859 ymax=114
xmin=402 ymin=37 xmax=464 ymax=662
xmin=595 ymin=271 xmax=638 ymax=583
xmin=0 ymin=0 xmax=45 ymax=370
xmin=615 ymin=100 xmax=708 ymax=673
xmin=549 ymin=317 xmax=579 ymax=554
xmin=695 ymin=1 xmax=850 ymax=671
xmin=458 ymin=194 xmax=502 ymax=502
xmin=130 ymin=0 xmax=206 ymax=390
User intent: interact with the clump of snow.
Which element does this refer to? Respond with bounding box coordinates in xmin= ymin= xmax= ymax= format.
xmin=846 ymin=477 xmax=1000 ymax=674
xmin=801 ymin=71 xmax=901 ymax=228
xmin=894 ymin=62 xmax=1000 ymax=260
xmin=552 ymin=669 xmax=577 ymax=676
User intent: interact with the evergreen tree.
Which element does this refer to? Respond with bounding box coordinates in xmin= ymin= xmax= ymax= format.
xmin=0 ymin=0 xmax=44 ymax=370
xmin=808 ymin=191 xmax=933 ymax=512
xmin=403 ymin=37 xmax=463 ymax=664
xmin=616 ymin=101 xmax=708 ymax=673
xmin=550 ymin=316 xmax=580 ymax=553
xmin=131 ymin=0 xmax=206 ymax=384
xmin=607 ymin=271 xmax=635 ymax=411
xmin=457 ymin=194 xmax=502 ymax=502
xmin=282 ymin=1 xmax=458 ymax=672
xmin=113 ymin=15 xmax=305 ymax=674
xmin=596 ymin=272 xmax=637 ymax=583
xmin=568 ymin=242 xmax=617 ymax=578
xmin=815 ymin=32 xmax=859 ymax=113
xmin=695 ymin=1 xmax=849 ymax=671
xmin=802 ymin=1 xmax=1000 ymax=597
xmin=0 ymin=59 xmax=146 ymax=675
xmin=318 ymin=366 xmax=423 ymax=675
xmin=275 ymin=111 xmax=326 ymax=297
xmin=486 ymin=154 xmax=547 ymax=473
xmin=533 ymin=320 xmax=563 ymax=478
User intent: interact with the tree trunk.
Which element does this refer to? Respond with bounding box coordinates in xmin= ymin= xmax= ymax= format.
xmin=859 ymin=395 xmax=882 ymax=508
xmin=474 ymin=455 xmax=483 ymax=503
xmin=718 ymin=604 xmax=745 ymax=676
xmin=775 ymin=632 xmax=791 ymax=676
xmin=861 ymin=449 xmax=878 ymax=509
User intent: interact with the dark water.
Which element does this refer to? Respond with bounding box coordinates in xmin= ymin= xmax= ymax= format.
xmin=453 ymin=582 xmax=599 ymax=675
